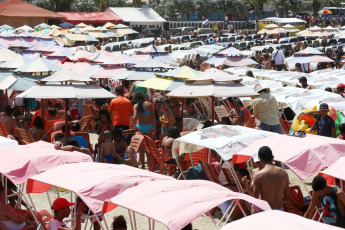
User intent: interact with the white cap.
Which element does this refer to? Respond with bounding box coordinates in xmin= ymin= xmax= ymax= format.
xmin=252 ymin=150 xmax=260 ymax=163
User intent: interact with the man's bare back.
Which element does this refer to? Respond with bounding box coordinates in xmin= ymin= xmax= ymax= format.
xmin=0 ymin=115 xmax=15 ymax=134
xmin=253 ymin=164 xmax=290 ymax=210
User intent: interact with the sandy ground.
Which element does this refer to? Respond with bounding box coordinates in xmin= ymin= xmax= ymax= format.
xmin=26 ymin=132 xmax=316 ymax=230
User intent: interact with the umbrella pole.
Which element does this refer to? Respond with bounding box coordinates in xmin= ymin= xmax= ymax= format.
xmin=211 ymin=97 xmax=215 ymax=125
xmin=121 ymin=80 xmax=125 ymax=92
xmin=308 ymin=63 xmax=310 ymax=73
xmin=65 ymin=99 xmax=69 ymax=138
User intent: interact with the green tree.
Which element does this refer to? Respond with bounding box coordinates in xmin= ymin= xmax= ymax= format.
xmin=93 ymin=0 xmax=127 ymax=11
xmin=248 ymin=0 xmax=272 ymax=31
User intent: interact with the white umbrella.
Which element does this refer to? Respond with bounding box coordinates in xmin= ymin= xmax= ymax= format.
xmin=264 ymin=24 xmax=279 ymax=29
xmin=37 ymin=68 xmax=94 ymax=84
xmin=186 ymin=68 xmax=242 ymax=83
xmin=282 ymin=24 xmax=294 ymax=29
xmin=0 ymin=48 xmax=18 ymax=63
xmin=17 ymin=84 xmax=114 ymax=99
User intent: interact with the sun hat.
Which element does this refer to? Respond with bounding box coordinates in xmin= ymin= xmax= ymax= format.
xmin=254 ymin=84 xmax=270 ymax=94
xmin=52 ymin=198 xmax=75 ymax=211
xmin=319 ymin=103 xmax=329 ymax=111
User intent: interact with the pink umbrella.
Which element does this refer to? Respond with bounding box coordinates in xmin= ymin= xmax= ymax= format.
xmin=296 ymin=47 xmax=324 ymax=56
xmin=137 ymin=44 xmax=166 ymax=54
xmin=221 ymin=210 xmax=340 ymax=230
xmin=103 ymin=53 xmax=139 ymax=66
xmin=85 ymin=50 xmax=116 ymax=63
xmin=0 ymin=141 xmax=92 ymax=185
xmin=232 ymin=134 xmax=345 ymax=180
xmin=103 ymin=180 xmax=271 ymax=230
xmin=322 ymin=157 xmax=345 ymax=181
xmin=26 ymin=162 xmax=174 ymax=214
xmin=89 ymin=66 xmax=127 ymax=79
xmin=216 ymin=47 xmax=245 ymax=56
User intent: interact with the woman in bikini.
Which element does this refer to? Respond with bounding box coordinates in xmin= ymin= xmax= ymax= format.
xmin=132 ymin=92 xmax=155 ymax=169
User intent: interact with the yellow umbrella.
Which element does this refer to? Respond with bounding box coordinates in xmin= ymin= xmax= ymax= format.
xmin=138 ymin=77 xmax=185 ymax=91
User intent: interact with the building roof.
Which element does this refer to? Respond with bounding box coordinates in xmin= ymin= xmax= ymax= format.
xmin=0 ymin=0 xmax=63 ymax=18
xmin=106 ymin=7 xmax=165 ymax=26
xmin=59 ymin=12 xmax=122 ymax=25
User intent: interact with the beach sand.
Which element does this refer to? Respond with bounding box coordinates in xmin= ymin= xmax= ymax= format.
xmin=27 ymin=133 xmax=315 ymax=230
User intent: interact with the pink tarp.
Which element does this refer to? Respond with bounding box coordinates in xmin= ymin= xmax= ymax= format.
xmin=232 ymin=134 xmax=345 ymax=180
xmin=0 ymin=141 xmax=92 ymax=184
xmin=322 ymin=157 xmax=345 ymax=181
xmin=104 ymin=180 xmax=271 ymax=230
xmin=26 ymin=162 xmax=174 ymax=214
xmin=221 ymin=210 xmax=341 ymax=230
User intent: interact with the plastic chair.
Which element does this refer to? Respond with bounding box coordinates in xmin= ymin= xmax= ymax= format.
xmin=280 ymin=117 xmax=292 ymax=134
xmin=246 ymin=116 xmax=256 ymax=128
xmin=198 ymin=159 xmax=221 ymax=184
xmin=214 ymin=106 xmax=229 ymax=122
xmin=184 ymin=148 xmax=208 ymax=168
xmin=129 ymin=135 xmax=144 ymax=153
xmin=74 ymin=132 xmax=93 ymax=153
xmin=283 ymin=185 xmax=310 ymax=216
xmin=142 ymin=135 xmax=177 ymax=175
xmin=14 ymin=128 xmax=35 ymax=144
xmin=0 ymin=121 xmax=9 ymax=137
xmin=79 ymin=116 xmax=93 ymax=132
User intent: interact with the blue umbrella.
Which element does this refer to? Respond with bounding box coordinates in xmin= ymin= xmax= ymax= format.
xmin=59 ymin=22 xmax=75 ymax=28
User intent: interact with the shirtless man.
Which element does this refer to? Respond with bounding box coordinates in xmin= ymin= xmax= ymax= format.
xmin=262 ymin=54 xmax=271 ymax=70
xmin=293 ymin=39 xmax=303 ymax=53
xmin=0 ymin=105 xmax=15 ymax=134
xmin=304 ymin=176 xmax=345 ymax=228
xmin=252 ymin=146 xmax=290 ymax=210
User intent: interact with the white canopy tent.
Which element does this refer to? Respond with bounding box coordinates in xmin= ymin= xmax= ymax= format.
xmin=106 ymin=7 xmax=166 ymax=26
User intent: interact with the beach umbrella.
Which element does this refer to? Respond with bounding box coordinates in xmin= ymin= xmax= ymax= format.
xmin=26 ymin=43 xmax=51 ymax=52
xmin=186 ymin=68 xmax=242 ymax=83
xmin=137 ymin=44 xmax=166 ymax=54
xmin=26 ymin=163 xmax=173 ymax=215
xmin=264 ymin=24 xmax=279 ymax=29
xmin=310 ymin=26 xmax=322 ymax=31
xmin=59 ymin=22 xmax=74 ymax=28
xmin=95 ymin=26 xmax=107 ymax=32
xmin=44 ymin=45 xmax=63 ymax=53
xmin=67 ymin=50 xmax=92 ymax=61
xmin=76 ymin=23 xmax=87 ymax=28
xmin=115 ymin=24 xmax=129 ymax=29
xmin=37 ymin=68 xmax=93 ymax=84
xmin=0 ymin=55 xmax=32 ymax=69
xmin=87 ymin=31 xmax=109 ymax=39
xmin=0 ymin=31 xmax=15 ymax=37
xmin=0 ymin=24 xmax=14 ymax=30
xmin=58 ymin=62 xmax=100 ymax=76
xmin=285 ymin=55 xmax=334 ymax=64
xmin=17 ymin=31 xmax=37 ymax=38
xmin=233 ymin=134 xmax=345 ymax=180
xmin=156 ymin=66 xmax=200 ymax=79
xmin=114 ymin=28 xmax=138 ymax=36
xmin=81 ymin=25 xmax=96 ymax=33
xmin=48 ymin=27 xmax=63 ymax=37
xmin=138 ymin=76 xmax=185 ymax=91
xmin=104 ymin=180 xmax=271 ymax=230
xmin=221 ymin=210 xmax=338 ymax=230
xmin=216 ymin=47 xmax=245 ymax=56
xmin=65 ymin=33 xmax=88 ymax=42
xmin=0 ymin=48 xmax=18 ymax=62
xmin=318 ymin=9 xmax=332 ymax=15
xmin=205 ymin=56 xmax=258 ymax=67
xmin=48 ymin=47 xmax=73 ymax=57
xmin=103 ymin=31 xmax=117 ymax=38
xmin=325 ymin=26 xmax=338 ymax=32
xmin=89 ymin=66 xmax=127 ymax=79
xmin=103 ymin=22 xmax=117 ymax=29
xmin=282 ymin=24 xmax=294 ymax=29
xmin=269 ymin=28 xmax=287 ymax=34
xmin=54 ymin=35 xmax=74 ymax=47
xmin=131 ymin=58 xmax=175 ymax=70
xmin=15 ymin=25 xmax=34 ymax=32
xmin=34 ymin=23 xmax=51 ymax=32
xmin=296 ymin=47 xmax=324 ymax=56
xmin=131 ymin=53 xmax=174 ymax=63
xmin=257 ymin=28 xmax=269 ymax=35
xmin=111 ymin=70 xmax=164 ymax=81
xmin=85 ymin=50 xmax=116 ymax=63
xmin=14 ymin=57 xmax=62 ymax=74
xmin=103 ymin=53 xmax=139 ymax=66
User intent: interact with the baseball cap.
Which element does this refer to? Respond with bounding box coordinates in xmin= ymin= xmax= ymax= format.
xmin=52 ymin=198 xmax=75 ymax=211
xmin=252 ymin=151 xmax=260 ymax=163
xmin=319 ymin=103 xmax=329 ymax=111
xmin=337 ymin=83 xmax=345 ymax=89
xmin=298 ymin=76 xmax=307 ymax=82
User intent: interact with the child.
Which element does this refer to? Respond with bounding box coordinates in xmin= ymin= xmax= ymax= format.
xmin=338 ymin=123 xmax=345 ymax=140
xmin=115 ymin=134 xmax=138 ymax=168
xmin=100 ymin=130 xmax=115 ymax=163
xmin=159 ymin=98 xmax=175 ymax=144
xmin=96 ymin=110 xmax=113 ymax=144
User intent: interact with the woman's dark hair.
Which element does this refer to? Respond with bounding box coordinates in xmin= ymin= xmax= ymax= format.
xmin=33 ymin=116 xmax=44 ymax=129
xmin=99 ymin=110 xmax=112 ymax=123
xmin=221 ymin=117 xmax=232 ymax=125
xmin=202 ymin=120 xmax=212 ymax=129
xmin=134 ymin=91 xmax=145 ymax=114
xmin=13 ymin=110 xmax=22 ymax=118
xmin=63 ymin=137 xmax=80 ymax=147
xmin=123 ymin=134 xmax=133 ymax=146
xmin=167 ymin=126 xmax=180 ymax=139
xmin=3 ymin=105 xmax=12 ymax=116
xmin=54 ymin=103 xmax=64 ymax=110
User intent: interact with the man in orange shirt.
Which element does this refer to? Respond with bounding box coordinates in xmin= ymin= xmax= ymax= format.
xmin=108 ymin=87 xmax=133 ymax=131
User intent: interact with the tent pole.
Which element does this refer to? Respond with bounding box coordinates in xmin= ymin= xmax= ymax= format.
xmin=65 ymin=99 xmax=69 ymax=138
xmin=121 ymin=80 xmax=125 ymax=92
xmin=211 ymin=97 xmax=215 ymax=125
